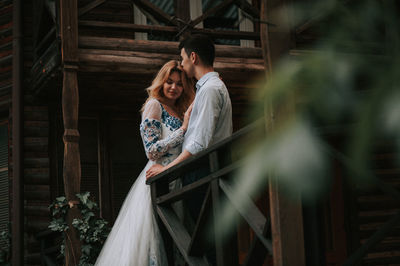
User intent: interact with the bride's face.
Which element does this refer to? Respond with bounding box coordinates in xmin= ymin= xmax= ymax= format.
xmin=163 ymin=71 xmax=183 ymax=103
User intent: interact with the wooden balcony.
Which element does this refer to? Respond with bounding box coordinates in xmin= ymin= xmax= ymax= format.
xmin=29 ymin=0 xmax=267 ymax=95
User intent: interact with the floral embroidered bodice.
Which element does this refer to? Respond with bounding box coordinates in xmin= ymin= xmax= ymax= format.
xmin=140 ymin=98 xmax=184 ymax=166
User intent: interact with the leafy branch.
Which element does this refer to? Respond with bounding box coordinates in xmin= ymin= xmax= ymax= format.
xmin=49 ymin=192 xmax=110 ymax=266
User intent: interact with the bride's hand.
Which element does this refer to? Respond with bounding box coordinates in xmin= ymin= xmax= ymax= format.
xmin=182 ymin=103 xmax=193 ymax=131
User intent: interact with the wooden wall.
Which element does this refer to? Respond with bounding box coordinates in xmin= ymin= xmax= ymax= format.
xmin=353 ymin=139 xmax=400 ymax=265
xmin=22 ymin=1 xmax=52 ymax=265
xmin=0 ymin=0 xmax=11 ymax=257
xmin=24 ymin=106 xmax=50 ymax=265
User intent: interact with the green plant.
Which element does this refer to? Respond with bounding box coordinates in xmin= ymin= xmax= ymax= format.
xmin=49 ymin=192 xmax=110 ymax=266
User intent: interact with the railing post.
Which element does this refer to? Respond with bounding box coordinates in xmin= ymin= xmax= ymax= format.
xmin=151 ymin=179 xmax=174 ymax=265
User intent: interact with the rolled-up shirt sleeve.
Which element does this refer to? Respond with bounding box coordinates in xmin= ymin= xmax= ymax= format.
xmin=184 ymin=87 xmax=221 ymax=155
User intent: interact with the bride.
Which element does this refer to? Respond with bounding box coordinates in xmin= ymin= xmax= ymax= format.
xmin=95 ymin=60 xmax=195 ymax=266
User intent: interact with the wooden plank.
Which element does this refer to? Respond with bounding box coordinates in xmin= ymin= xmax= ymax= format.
xmin=156 ymin=161 xmax=242 ymax=205
xmin=156 ymin=206 xmax=209 ymax=266
xmin=192 ymin=27 xmax=259 ymax=40
xmin=79 ymin=19 xmax=178 ymax=34
xmin=188 ymin=186 xmax=212 ymax=256
xmin=219 ymin=178 xmax=272 ymax=253
xmin=79 ymin=19 xmax=259 ymax=40
xmin=78 ymin=0 xmax=107 ymax=17
xmin=78 ymin=36 xmax=263 ymax=58
xmin=79 ymin=49 xmax=264 ymax=68
xmin=78 ymin=50 xmax=264 ymax=74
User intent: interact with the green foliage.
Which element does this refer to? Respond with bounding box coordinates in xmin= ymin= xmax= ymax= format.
xmin=245 ymin=0 xmax=399 ymax=197
xmin=49 ymin=192 xmax=110 ymax=266
xmin=218 ymin=0 xmax=400 ymax=233
xmin=0 ymin=229 xmax=11 ymax=266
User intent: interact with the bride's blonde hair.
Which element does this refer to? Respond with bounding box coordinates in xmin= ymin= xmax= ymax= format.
xmin=141 ymin=60 xmax=195 ymax=118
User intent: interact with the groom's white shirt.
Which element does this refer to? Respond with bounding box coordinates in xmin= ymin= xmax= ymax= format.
xmin=183 ymin=71 xmax=232 ymax=155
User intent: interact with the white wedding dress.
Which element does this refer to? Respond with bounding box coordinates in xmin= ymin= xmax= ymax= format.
xmin=95 ymin=98 xmax=185 ymax=266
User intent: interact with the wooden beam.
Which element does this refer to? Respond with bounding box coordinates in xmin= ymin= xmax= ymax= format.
xmin=131 ymin=0 xmax=178 ymax=26
xmin=219 ymin=178 xmax=273 ymax=253
xmin=78 ymin=49 xmax=264 ymax=74
xmin=234 ymin=0 xmax=260 ymax=19
xmin=78 ymin=36 xmax=263 ymax=58
xmin=191 ymin=0 xmax=235 ymax=28
xmin=78 ymin=0 xmax=107 ymax=17
xmin=79 ymin=20 xmax=178 ymax=34
xmin=175 ymin=0 xmax=190 ymax=23
xmin=260 ymin=0 xmax=272 ymax=75
xmin=260 ymin=0 xmax=292 ymax=71
xmin=260 ymin=0 xmax=305 ymax=265
xmin=59 ymin=0 xmax=82 ymax=265
xmin=78 ymin=20 xmax=260 ymax=40
xmin=268 ymin=177 xmax=305 ymax=266
xmin=156 ymin=206 xmax=209 ymax=266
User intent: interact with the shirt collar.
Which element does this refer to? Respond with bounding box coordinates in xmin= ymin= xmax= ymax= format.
xmin=195 ymin=72 xmax=219 ymax=91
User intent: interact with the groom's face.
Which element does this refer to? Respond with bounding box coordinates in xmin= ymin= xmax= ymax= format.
xmin=180 ymin=48 xmax=195 ymax=78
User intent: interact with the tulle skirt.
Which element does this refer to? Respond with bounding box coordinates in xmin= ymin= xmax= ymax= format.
xmin=95 ymin=161 xmax=168 ymax=266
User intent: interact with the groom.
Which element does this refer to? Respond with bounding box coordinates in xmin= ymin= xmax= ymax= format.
xmin=146 ymin=34 xmax=232 ymax=191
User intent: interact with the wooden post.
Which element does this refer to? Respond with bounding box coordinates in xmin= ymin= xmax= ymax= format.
xmin=59 ymin=0 xmax=82 ymax=265
xmin=175 ymin=0 xmax=191 ymax=39
xmin=12 ymin=0 xmax=24 ymax=265
xmin=260 ymin=0 xmax=306 ymax=265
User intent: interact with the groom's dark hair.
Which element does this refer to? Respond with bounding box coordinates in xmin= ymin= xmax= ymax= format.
xmin=179 ymin=34 xmax=215 ymax=67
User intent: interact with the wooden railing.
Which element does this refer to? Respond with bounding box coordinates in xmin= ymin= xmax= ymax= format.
xmin=146 ymin=120 xmax=273 ymax=266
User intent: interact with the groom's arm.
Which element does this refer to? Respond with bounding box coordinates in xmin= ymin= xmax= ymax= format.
xmin=146 ymin=149 xmax=192 ymax=179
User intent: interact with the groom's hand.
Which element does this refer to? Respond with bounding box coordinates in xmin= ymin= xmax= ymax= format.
xmin=146 ymin=164 xmax=165 ymax=180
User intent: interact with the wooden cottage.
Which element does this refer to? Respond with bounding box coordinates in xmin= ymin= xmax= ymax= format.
xmin=1 ymin=0 xmax=399 ymax=265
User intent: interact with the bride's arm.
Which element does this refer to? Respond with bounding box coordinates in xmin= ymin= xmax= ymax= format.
xmin=140 ymin=99 xmax=187 ymax=161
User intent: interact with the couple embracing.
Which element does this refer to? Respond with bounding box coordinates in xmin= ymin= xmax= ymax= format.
xmin=95 ymin=34 xmax=232 ymax=266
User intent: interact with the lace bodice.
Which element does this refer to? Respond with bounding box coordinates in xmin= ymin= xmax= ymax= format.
xmin=140 ymin=98 xmax=184 ymax=166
